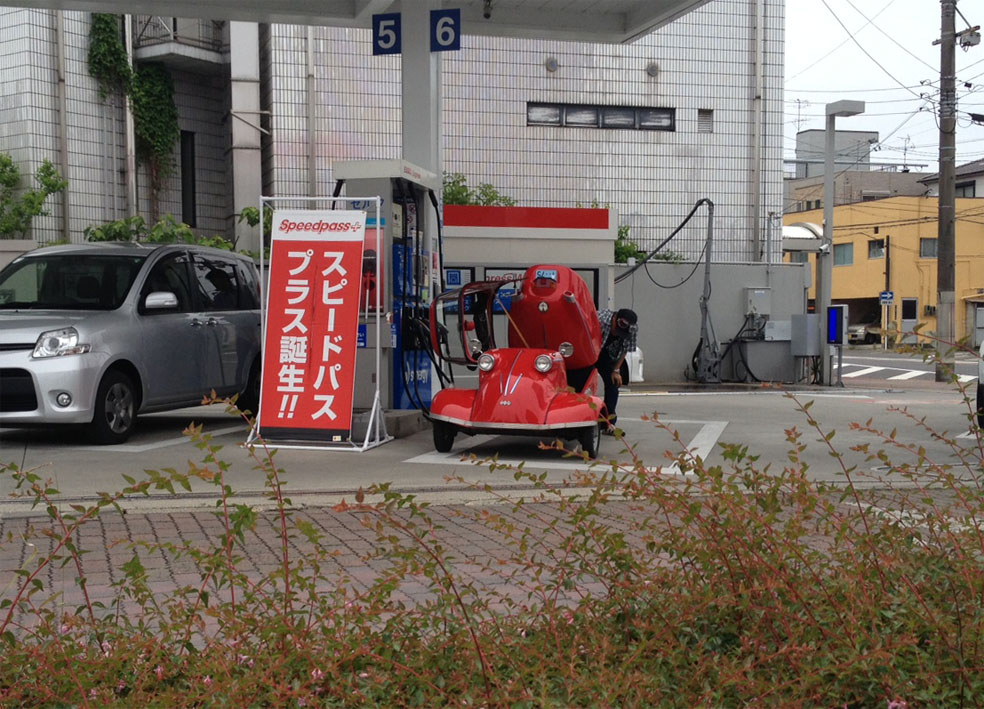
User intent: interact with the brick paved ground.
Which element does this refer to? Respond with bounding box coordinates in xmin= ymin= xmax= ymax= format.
xmin=0 ymin=483 xmax=941 ymax=638
xmin=0 ymin=497 xmax=641 ymax=631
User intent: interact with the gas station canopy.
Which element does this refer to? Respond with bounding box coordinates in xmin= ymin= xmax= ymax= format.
xmin=7 ymin=0 xmax=711 ymax=44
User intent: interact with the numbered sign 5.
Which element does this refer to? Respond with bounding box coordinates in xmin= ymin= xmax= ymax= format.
xmin=372 ymin=13 xmax=401 ymax=55
xmin=430 ymin=9 xmax=461 ymax=52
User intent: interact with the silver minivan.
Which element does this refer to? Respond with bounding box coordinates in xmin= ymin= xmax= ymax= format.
xmin=0 ymin=242 xmax=262 ymax=444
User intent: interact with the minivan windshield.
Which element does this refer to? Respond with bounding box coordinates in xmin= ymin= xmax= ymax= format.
xmin=0 ymin=254 xmax=147 ymax=310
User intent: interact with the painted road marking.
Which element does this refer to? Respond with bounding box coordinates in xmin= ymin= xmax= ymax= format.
xmin=888 ymin=370 xmax=928 ymax=380
xmin=840 ymin=366 xmax=885 ymax=378
xmin=66 ymin=425 xmax=247 ymax=453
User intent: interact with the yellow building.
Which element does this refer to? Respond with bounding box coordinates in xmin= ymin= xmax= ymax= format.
xmin=784 ymin=196 xmax=984 ymax=346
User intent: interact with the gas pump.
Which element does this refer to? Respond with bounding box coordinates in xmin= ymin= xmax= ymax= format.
xmin=332 ymin=160 xmax=449 ymax=411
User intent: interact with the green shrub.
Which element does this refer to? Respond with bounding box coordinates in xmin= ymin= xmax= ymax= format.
xmin=1 ymin=350 xmax=983 ymax=705
xmin=85 ymin=214 xmax=233 ymax=250
xmin=0 ymin=153 xmax=68 ymax=239
xmin=443 ymin=172 xmax=516 ymax=206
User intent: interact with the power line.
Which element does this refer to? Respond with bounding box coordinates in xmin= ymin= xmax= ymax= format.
xmin=784 ymin=84 xmax=928 ymax=94
xmin=841 ymin=0 xmax=938 ymax=73
xmin=820 ymin=0 xmax=929 ymax=101
xmin=785 ymin=0 xmax=899 ymax=84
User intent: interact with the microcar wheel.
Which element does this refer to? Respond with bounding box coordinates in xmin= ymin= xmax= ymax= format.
xmin=90 ymin=370 xmax=137 ymax=445
xmin=433 ymin=420 xmax=456 ymax=452
xmin=237 ymin=359 xmax=262 ymax=416
xmin=578 ymin=423 xmax=601 ymax=458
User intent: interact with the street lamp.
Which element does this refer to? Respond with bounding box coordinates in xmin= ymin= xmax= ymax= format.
xmin=819 ymin=99 xmax=865 ymax=385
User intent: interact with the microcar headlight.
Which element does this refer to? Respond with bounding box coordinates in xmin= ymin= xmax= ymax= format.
xmin=477 ymin=353 xmax=496 ymax=372
xmin=558 ymin=342 xmax=574 ymax=358
xmin=32 ymin=327 xmax=90 ymax=358
xmin=534 ymin=354 xmax=553 ymax=373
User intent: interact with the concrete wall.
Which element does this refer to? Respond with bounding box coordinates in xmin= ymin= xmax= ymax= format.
xmin=615 ymin=260 xmax=811 ymax=383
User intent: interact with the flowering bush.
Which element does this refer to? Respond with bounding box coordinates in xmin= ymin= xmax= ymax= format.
xmin=1 ymin=353 xmax=982 ymax=705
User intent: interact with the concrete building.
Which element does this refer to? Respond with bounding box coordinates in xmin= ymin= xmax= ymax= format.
xmin=1 ymin=0 xmax=785 ymax=263
xmin=786 ymin=169 xmax=930 ymax=214
xmin=919 ymin=158 xmax=984 ymax=198
xmin=791 ymin=128 xmax=879 ymax=179
xmin=784 ymin=196 xmax=984 ymax=347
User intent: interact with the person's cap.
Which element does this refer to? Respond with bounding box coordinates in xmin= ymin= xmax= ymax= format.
xmin=616 ymin=308 xmax=637 ymax=325
xmin=615 ymin=308 xmax=638 ymax=333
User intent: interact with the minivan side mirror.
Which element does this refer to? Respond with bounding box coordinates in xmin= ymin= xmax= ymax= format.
xmin=144 ymin=291 xmax=179 ymax=310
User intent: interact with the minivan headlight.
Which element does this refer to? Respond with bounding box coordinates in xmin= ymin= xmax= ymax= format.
xmin=33 ymin=327 xmax=91 ymax=358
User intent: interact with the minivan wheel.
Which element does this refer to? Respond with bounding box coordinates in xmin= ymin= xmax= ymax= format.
xmin=90 ymin=370 xmax=137 ymax=445
xmin=237 ymin=359 xmax=262 ymax=416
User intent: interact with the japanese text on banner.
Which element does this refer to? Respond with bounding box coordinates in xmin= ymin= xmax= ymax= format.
xmin=258 ymin=210 xmax=366 ymax=440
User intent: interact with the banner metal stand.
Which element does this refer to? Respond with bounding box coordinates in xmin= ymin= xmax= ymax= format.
xmin=245 ymin=195 xmax=392 ymax=452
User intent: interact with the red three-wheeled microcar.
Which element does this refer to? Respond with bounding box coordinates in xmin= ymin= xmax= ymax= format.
xmin=428 ymin=264 xmax=608 ymax=456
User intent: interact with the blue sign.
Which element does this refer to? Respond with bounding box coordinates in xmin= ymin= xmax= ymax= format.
xmin=430 ymin=9 xmax=461 ymax=52
xmin=534 ymin=268 xmax=559 ymax=281
xmin=446 ymin=269 xmax=462 ymax=286
xmin=879 ymin=290 xmax=894 ymax=305
xmin=372 ymin=13 xmax=401 ymax=55
xmin=827 ymin=304 xmax=848 ymax=345
xmin=357 ymin=323 xmax=367 ymax=348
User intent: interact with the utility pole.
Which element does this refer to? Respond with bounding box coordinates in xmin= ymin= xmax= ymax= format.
xmin=936 ymin=0 xmax=956 ymax=381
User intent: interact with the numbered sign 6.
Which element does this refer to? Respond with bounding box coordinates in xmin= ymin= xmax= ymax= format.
xmin=372 ymin=13 xmax=401 ymax=56
xmin=430 ymin=9 xmax=461 ymax=52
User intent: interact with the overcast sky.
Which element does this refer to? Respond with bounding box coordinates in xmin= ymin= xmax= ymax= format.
xmin=783 ymin=0 xmax=984 ymax=175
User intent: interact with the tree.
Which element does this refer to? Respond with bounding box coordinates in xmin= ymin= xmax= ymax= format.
xmin=0 ymin=153 xmax=68 ymax=239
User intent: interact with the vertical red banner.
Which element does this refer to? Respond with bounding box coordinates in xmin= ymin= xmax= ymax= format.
xmin=257 ymin=210 xmax=366 ymax=443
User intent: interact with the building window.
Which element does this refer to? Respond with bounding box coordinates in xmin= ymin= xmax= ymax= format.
xmin=697 ymin=109 xmax=714 ymax=133
xmin=789 ymin=251 xmax=809 ymax=264
xmin=638 ymin=108 xmax=674 ymax=130
xmin=868 ymin=239 xmax=885 ymax=259
xmin=833 ymin=243 xmax=853 ymax=266
xmin=920 ymin=238 xmax=938 ymax=258
xmin=956 ymin=181 xmax=976 ymax=198
xmin=601 ymin=106 xmax=636 ymax=128
xmin=565 ymin=105 xmax=598 ymax=127
xmin=180 ymin=131 xmax=197 ymax=228
xmin=527 ymin=104 xmax=561 ymax=125
xmin=527 ymin=102 xmax=675 ymax=131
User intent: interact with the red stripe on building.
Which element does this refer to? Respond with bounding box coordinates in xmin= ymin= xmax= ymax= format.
xmin=443 ymin=205 xmax=609 ymax=230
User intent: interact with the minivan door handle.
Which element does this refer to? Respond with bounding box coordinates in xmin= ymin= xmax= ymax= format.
xmin=190 ymin=319 xmax=204 ymax=328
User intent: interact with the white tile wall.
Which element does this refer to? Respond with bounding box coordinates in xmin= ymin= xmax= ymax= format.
xmin=4 ymin=0 xmax=785 ymax=265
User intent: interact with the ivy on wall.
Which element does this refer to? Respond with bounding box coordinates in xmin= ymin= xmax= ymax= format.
xmin=131 ymin=63 xmax=180 ymax=218
xmin=87 ymin=14 xmax=132 ymax=99
xmin=87 ymin=15 xmax=180 ymax=220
